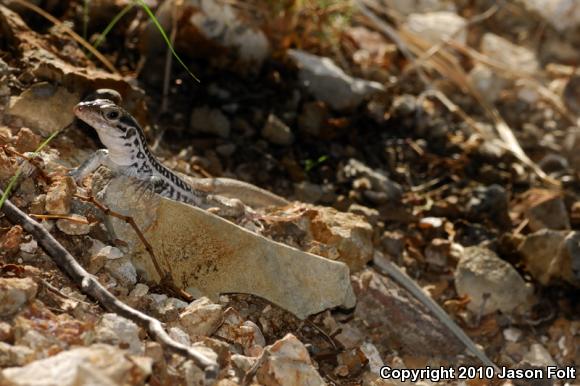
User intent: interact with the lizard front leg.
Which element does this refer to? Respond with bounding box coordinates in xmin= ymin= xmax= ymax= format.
xmin=69 ymin=149 xmax=110 ymax=183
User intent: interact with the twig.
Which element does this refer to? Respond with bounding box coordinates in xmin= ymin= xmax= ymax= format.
xmin=40 ymin=278 xmax=93 ymax=307
xmin=0 ymin=189 xmax=218 ymax=378
xmin=74 ymin=194 xmax=164 ymax=279
xmin=304 ymin=319 xmax=339 ymax=351
xmin=410 ymin=177 xmax=444 ymax=193
xmin=513 ymin=218 xmax=529 ymax=235
xmin=30 ymin=214 xmax=90 ymax=224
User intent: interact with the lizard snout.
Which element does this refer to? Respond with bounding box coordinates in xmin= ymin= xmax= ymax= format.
xmin=73 ymin=104 xmax=84 ymax=115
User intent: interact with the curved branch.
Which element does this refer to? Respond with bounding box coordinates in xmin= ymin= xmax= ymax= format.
xmin=0 ymin=190 xmax=218 ymax=380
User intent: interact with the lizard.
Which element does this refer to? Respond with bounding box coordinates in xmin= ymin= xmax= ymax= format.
xmin=71 ymin=96 xmax=274 ymax=217
xmin=70 ymin=94 xmax=498 ymax=370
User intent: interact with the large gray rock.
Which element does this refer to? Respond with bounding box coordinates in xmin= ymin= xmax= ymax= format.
xmin=455 ymin=247 xmax=535 ymax=315
xmin=287 ymin=49 xmax=384 ymax=110
xmin=98 ymin=175 xmax=356 ymax=319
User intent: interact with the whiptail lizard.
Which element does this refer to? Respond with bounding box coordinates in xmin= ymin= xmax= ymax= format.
xmin=71 ymin=93 xmax=497 ymax=369
xmin=71 ymin=97 xmax=248 ymax=216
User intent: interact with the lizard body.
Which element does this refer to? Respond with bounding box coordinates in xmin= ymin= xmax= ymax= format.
xmin=72 ymin=99 xmax=243 ymax=214
xmin=71 ymin=97 xmax=496 ymax=370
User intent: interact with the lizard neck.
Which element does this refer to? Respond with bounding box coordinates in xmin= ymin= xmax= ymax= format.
xmin=97 ymin=114 xmax=202 ymax=205
xmin=96 ymin=123 xmax=153 ymax=174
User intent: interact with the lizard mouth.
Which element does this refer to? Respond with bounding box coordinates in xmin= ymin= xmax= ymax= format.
xmin=73 ymin=103 xmax=94 ymax=121
xmin=73 ymin=103 xmax=106 ymax=129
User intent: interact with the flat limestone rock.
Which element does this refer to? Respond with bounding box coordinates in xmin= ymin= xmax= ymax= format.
xmin=6 ymin=83 xmax=80 ymax=136
xmin=99 ymin=176 xmax=356 ymax=319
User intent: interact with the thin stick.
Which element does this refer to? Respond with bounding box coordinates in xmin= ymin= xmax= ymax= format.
xmin=74 ymin=194 xmax=193 ymax=302
xmin=0 ymin=189 xmax=218 ymax=377
xmin=30 ymin=214 xmax=90 ymax=224
xmin=74 ymin=194 xmax=164 ymax=281
xmin=40 ymin=278 xmax=93 ymax=307
xmin=304 ymin=319 xmax=339 ymax=351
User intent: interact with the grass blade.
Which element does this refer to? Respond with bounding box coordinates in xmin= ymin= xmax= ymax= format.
xmin=92 ymin=3 xmax=136 ymax=51
xmin=134 ymin=0 xmax=200 ymax=82
xmin=82 ymin=0 xmax=90 ymax=40
xmin=0 ymin=173 xmax=21 ymax=211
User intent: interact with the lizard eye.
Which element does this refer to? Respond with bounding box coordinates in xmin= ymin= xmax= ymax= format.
xmin=105 ymin=110 xmax=120 ymax=120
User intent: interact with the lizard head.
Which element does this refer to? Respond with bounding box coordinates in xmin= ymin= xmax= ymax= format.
xmin=74 ymin=99 xmax=145 ymax=162
xmin=74 ymin=99 xmax=127 ymax=136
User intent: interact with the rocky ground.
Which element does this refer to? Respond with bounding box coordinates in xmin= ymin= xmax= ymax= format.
xmin=0 ymin=0 xmax=579 ymax=385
